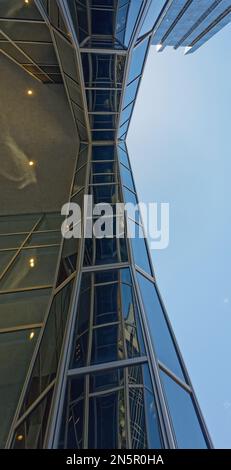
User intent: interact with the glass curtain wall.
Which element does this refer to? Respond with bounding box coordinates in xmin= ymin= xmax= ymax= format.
xmin=2 ymin=0 xmax=213 ymax=449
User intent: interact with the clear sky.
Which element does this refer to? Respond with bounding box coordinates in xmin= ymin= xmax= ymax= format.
xmin=127 ymin=23 xmax=231 ymax=449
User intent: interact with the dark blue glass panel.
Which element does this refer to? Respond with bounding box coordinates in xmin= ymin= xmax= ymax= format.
xmin=88 ymin=390 xmax=126 ymax=448
xmin=137 ymin=273 xmax=186 ymax=381
xmin=123 ymin=77 xmax=140 ymax=108
xmin=92 ymin=131 xmax=115 ymax=141
xmin=94 ymin=284 xmax=119 ymax=325
xmin=92 ymin=10 xmax=114 ymax=35
xmin=82 ymin=54 xmax=125 ymax=88
xmin=91 ymin=324 xmax=124 ymax=364
xmin=128 ymin=220 xmax=152 ymax=275
xmin=160 ymin=371 xmax=208 ymax=449
xmin=87 ymin=90 xmax=121 ymax=112
xmin=92 ymin=161 xmax=115 ymax=173
xmin=128 ymin=37 xmax=149 ymax=83
xmin=90 ymin=368 xmax=124 ymax=393
xmin=92 ymin=145 xmax=115 ymax=160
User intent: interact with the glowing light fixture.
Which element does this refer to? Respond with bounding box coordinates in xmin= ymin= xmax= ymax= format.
xmin=27 ymin=89 xmax=33 ymax=96
xmin=16 ymin=435 xmax=24 ymax=441
xmin=29 ymin=331 xmax=35 ymax=340
xmin=28 ymin=160 xmax=35 ymax=167
xmin=29 ymin=258 xmax=35 ymax=268
xmin=24 ymin=0 xmax=30 ymax=4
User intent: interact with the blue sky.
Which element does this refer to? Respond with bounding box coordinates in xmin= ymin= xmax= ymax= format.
xmin=127 ymin=23 xmax=231 ymax=449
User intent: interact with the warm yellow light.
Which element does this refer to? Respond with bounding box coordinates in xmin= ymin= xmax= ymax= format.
xmin=29 ymin=257 xmax=35 ymax=268
xmin=24 ymin=0 xmax=30 ymax=4
xmin=27 ymin=89 xmax=33 ymax=96
xmin=29 ymin=331 xmax=35 ymax=340
xmin=16 ymin=434 xmax=24 ymax=441
xmin=29 ymin=160 xmax=34 ymax=167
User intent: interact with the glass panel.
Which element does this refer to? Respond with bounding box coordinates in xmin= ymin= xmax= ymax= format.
xmin=84 ymin=236 xmax=128 ymax=266
xmin=58 ymin=378 xmax=85 ymax=449
xmin=70 ymin=274 xmax=91 ymax=369
xmin=0 ymin=247 xmax=59 ymax=291
xmin=57 ymin=237 xmax=78 ymax=287
xmin=88 ymin=390 xmax=126 ymax=448
xmin=13 ymin=389 xmax=53 ymax=449
xmin=137 ymin=273 xmax=186 ymax=381
xmin=123 ymin=77 xmax=140 ymax=108
xmin=0 ymin=214 xmax=39 ymax=234
xmin=119 ymin=121 xmax=129 ymax=138
xmin=123 ymin=187 xmax=141 ymax=224
xmin=82 ymin=54 xmax=125 ymax=88
xmin=0 ymin=288 xmax=51 ymax=329
xmin=120 ymin=164 xmax=135 ymax=191
xmin=0 ymin=21 xmax=51 ymax=42
xmin=120 ymin=102 xmax=134 ymax=126
xmin=25 ymin=232 xmax=61 ymax=247
xmin=20 ymin=281 xmax=73 ymax=414
xmin=54 ymin=31 xmax=79 ymax=82
xmin=128 ymin=37 xmax=149 ymax=83
xmin=118 ymin=145 xmax=130 ymax=168
xmin=91 ymin=324 xmax=124 ymax=364
xmin=124 ymin=0 xmax=143 ymax=46
xmin=90 ymin=368 xmax=124 ymax=393
xmin=87 ymin=90 xmax=121 ymax=112
xmin=92 ymin=145 xmax=115 ymax=161
xmin=0 ymin=234 xmax=25 ymax=250
xmin=36 ymin=213 xmax=63 ymax=231
xmin=94 ymin=284 xmax=119 ymax=325
xmin=139 ymin=0 xmax=166 ymax=37
xmin=0 ymin=0 xmax=43 ymax=20
xmin=72 ymin=165 xmax=87 ymax=195
xmin=0 ymin=329 xmax=39 ymax=448
xmin=160 ymin=371 xmax=208 ymax=449
xmin=128 ymin=220 xmax=152 ymax=275
xmin=0 ymin=251 xmax=17 ymax=277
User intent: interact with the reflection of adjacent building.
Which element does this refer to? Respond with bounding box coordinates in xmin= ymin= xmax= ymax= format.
xmin=0 ymin=0 xmax=220 ymax=449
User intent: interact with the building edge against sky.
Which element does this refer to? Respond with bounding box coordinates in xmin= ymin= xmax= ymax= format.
xmin=0 ymin=0 xmax=230 ymax=449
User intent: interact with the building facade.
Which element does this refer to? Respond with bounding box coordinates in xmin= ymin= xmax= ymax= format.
xmin=1 ymin=0 xmax=228 ymax=449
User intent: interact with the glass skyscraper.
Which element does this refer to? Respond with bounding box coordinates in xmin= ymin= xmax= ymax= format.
xmin=1 ymin=0 xmax=228 ymax=450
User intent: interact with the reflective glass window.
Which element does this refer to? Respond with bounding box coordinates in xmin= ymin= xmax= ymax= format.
xmin=13 ymin=389 xmax=53 ymax=449
xmin=123 ymin=77 xmax=140 ymax=108
xmin=0 ymin=234 xmax=25 ymax=250
xmin=120 ymin=164 xmax=135 ymax=191
xmin=128 ymin=37 xmax=149 ymax=83
xmin=139 ymin=0 xmax=166 ymax=37
xmin=88 ymin=390 xmax=126 ymax=448
xmin=123 ymin=187 xmax=141 ymax=224
xmin=160 ymin=371 xmax=208 ymax=449
xmin=92 ymin=145 xmax=115 ymax=161
xmin=137 ymin=273 xmax=186 ymax=381
xmin=124 ymin=0 xmax=143 ymax=46
xmin=82 ymin=54 xmax=125 ymax=88
xmin=0 ymin=247 xmax=59 ymax=290
xmin=0 ymin=288 xmax=51 ymax=329
xmin=118 ymin=145 xmax=130 ymax=168
xmin=128 ymin=220 xmax=152 ymax=275
xmin=54 ymin=32 xmax=79 ymax=83
xmin=91 ymin=324 xmax=124 ymax=364
xmin=20 ymin=281 xmax=73 ymax=414
xmin=0 ymin=214 xmax=39 ymax=234
xmin=25 ymin=231 xmax=61 ymax=247
xmin=87 ymin=90 xmax=121 ymax=112
xmin=0 ymin=329 xmax=39 ymax=447
xmin=120 ymin=102 xmax=134 ymax=126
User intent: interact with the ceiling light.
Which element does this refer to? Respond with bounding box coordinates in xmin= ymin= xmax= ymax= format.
xmin=24 ymin=0 xmax=30 ymax=4
xmin=27 ymin=89 xmax=33 ymax=96
xmin=28 ymin=160 xmax=35 ymax=167
xmin=16 ymin=434 xmax=24 ymax=441
xmin=29 ymin=331 xmax=35 ymax=340
xmin=29 ymin=258 xmax=35 ymax=268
